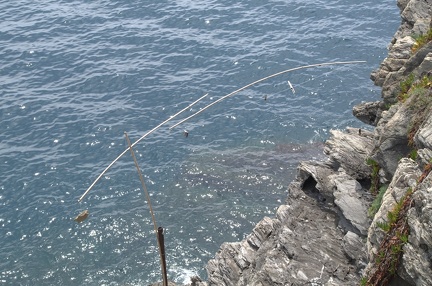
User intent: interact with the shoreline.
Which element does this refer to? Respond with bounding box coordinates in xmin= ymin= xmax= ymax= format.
xmin=155 ymin=0 xmax=432 ymax=285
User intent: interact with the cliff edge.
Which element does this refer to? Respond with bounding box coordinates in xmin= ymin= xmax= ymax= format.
xmin=184 ymin=0 xmax=432 ymax=285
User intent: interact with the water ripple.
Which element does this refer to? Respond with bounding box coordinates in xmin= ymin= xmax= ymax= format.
xmin=0 ymin=0 xmax=399 ymax=284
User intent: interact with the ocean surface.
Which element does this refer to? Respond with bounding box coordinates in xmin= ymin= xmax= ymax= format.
xmin=1 ymin=0 xmax=399 ymax=285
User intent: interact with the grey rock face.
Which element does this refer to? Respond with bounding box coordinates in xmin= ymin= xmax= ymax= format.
xmin=371 ymin=0 xmax=431 ymax=104
xmin=371 ymin=100 xmax=414 ymax=179
xmin=365 ymin=158 xmax=421 ymax=263
xmin=352 ymin=101 xmax=382 ymax=126
xmin=370 ymin=36 xmax=416 ymax=90
xmin=400 ymin=0 xmax=432 ymax=34
xmin=415 ymin=111 xmax=432 ymax=150
xmin=206 ymin=181 xmax=361 ymax=286
xmin=205 ymin=128 xmax=376 ymax=285
xmin=332 ymin=174 xmax=369 ymax=235
xmin=342 ymin=231 xmax=367 ymax=269
xmin=400 ymin=171 xmax=432 ymax=285
xmin=324 ymin=128 xmax=375 ymax=180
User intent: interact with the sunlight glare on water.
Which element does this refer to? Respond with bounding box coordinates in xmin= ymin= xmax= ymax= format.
xmin=0 ymin=0 xmax=399 ymax=284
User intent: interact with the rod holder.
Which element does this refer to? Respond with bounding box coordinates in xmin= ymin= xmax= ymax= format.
xmin=158 ymin=227 xmax=168 ymax=286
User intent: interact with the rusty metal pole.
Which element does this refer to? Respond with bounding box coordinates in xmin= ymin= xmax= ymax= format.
xmin=158 ymin=227 xmax=168 ymax=286
xmin=123 ymin=132 xmax=168 ymax=286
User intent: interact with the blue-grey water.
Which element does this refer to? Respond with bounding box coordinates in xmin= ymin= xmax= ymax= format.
xmin=1 ymin=0 xmax=399 ymax=285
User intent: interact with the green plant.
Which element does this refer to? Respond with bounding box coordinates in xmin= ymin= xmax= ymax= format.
xmin=364 ymin=118 xmax=432 ymax=285
xmin=376 ymin=221 xmax=391 ymax=232
xmin=398 ymin=73 xmax=415 ymax=102
xmin=360 ymin=277 xmax=368 ymax=286
xmin=409 ymin=149 xmax=418 ymax=160
xmin=365 ymin=186 xmax=414 ymax=285
xmin=368 ymin=185 xmax=388 ymax=217
xmin=367 ymin=158 xmax=381 ymax=194
xmin=384 ymin=102 xmax=393 ymax=110
xmin=397 ymin=232 xmax=409 ymax=243
xmin=411 ymin=28 xmax=432 ymax=53
xmin=405 ymin=75 xmax=432 ymax=147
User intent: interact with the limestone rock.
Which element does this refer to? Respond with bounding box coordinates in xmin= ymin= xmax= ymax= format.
xmin=400 ymin=0 xmax=432 ymax=34
xmin=342 ymin=231 xmax=367 ymax=269
xmin=297 ymin=160 xmax=337 ymax=201
xmin=397 ymin=0 xmax=411 ymax=12
xmin=414 ymin=51 xmax=432 ymax=78
xmin=404 ymin=42 xmax=432 ymax=75
xmin=398 ymin=170 xmax=432 ymax=285
xmin=415 ymin=112 xmax=432 ymax=150
xmin=371 ymin=0 xmax=431 ymax=96
xmin=352 ymin=101 xmax=382 ymax=126
xmin=332 ymin=174 xmax=369 ymax=235
xmin=205 ymin=178 xmax=362 ymax=285
xmin=324 ymin=128 xmax=375 ymax=180
xmin=371 ymin=36 xmax=415 ymax=88
xmin=246 ymin=216 xmax=277 ymax=250
xmin=365 ymin=158 xmax=421 ymax=264
xmin=371 ymin=100 xmax=415 ymax=178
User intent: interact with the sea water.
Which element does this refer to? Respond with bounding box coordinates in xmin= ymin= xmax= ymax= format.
xmin=0 ymin=0 xmax=399 ymax=285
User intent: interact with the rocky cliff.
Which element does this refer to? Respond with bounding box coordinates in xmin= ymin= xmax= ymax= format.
xmin=183 ymin=0 xmax=432 ymax=285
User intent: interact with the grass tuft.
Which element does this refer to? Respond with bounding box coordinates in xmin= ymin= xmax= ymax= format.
xmin=368 ymin=185 xmax=388 ymax=218
xmin=367 ymin=158 xmax=381 ymax=195
xmin=411 ymin=28 xmax=432 ymax=53
xmin=406 ymin=75 xmax=432 ymax=147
